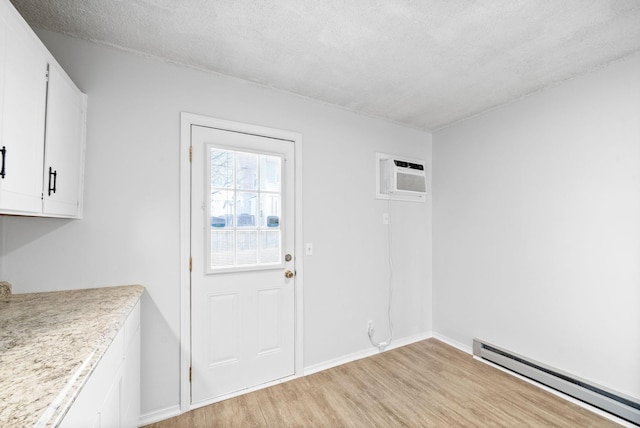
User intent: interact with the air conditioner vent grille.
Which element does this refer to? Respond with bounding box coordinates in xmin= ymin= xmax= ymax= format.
xmin=396 ymin=172 xmax=426 ymax=193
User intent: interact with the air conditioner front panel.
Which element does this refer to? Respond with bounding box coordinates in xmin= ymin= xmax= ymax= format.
xmin=395 ymin=172 xmax=426 ymax=193
xmin=375 ymin=152 xmax=427 ymax=202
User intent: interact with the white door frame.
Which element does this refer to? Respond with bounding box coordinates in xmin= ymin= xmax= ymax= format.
xmin=179 ymin=112 xmax=304 ymax=412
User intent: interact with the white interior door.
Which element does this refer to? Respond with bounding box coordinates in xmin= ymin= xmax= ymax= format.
xmin=190 ymin=124 xmax=296 ymax=405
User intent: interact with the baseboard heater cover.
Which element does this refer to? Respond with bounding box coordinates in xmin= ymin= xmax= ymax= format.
xmin=472 ymin=339 xmax=640 ymax=425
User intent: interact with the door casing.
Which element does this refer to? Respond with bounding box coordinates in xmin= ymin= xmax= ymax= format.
xmin=179 ymin=112 xmax=304 ymax=412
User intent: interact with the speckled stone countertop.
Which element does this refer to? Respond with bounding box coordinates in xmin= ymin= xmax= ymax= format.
xmin=0 ymin=285 xmax=144 ymax=427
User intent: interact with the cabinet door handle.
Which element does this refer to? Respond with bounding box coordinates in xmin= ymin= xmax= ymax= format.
xmin=48 ymin=167 xmax=57 ymax=196
xmin=0 ymin=146 xmax=6 ymax=179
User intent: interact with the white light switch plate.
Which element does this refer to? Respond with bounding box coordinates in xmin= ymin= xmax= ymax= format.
xmin=305 ymin=243 xmax=313 ymax=256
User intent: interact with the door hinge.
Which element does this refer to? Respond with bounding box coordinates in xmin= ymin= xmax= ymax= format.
xmin=189 ymin=256 xmax=192 ymax=272
xmin=189 ymin=367 xmax=192 ymax=383
xmin=189 ymin=146 xmax=192 ymax=162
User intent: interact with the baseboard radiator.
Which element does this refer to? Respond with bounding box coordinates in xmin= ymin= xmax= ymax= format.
xmin=472 ymin=339 xmax=640 ymax=425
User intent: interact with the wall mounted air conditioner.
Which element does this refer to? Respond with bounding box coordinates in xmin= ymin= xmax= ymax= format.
xmin=376 ymin=152 xmax=427 ymax=202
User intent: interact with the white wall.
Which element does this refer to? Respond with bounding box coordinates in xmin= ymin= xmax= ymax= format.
xmin=0 ymin=31 xmax=432 ymax=416
xmin=433 ymin=53 xmax=640 ymax=399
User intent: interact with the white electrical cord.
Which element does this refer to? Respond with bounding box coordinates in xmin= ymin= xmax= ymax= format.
xmin=368 ymin=197 xmax=394 ymax=351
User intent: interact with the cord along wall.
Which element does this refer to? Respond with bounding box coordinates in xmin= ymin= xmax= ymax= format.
xmin=369 ymin=152 xmax=428 ymax=350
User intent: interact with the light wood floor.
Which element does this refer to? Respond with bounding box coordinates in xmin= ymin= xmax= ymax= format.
xmin=144 ymin=339 xmax=619 ymax=427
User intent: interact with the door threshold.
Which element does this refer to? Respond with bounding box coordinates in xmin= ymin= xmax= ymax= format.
xmin=190 ymin=373 xmax=298 ymax=410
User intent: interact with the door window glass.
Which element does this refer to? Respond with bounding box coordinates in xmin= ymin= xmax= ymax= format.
xmin=208 ymin=147 xmax=282 ymax=271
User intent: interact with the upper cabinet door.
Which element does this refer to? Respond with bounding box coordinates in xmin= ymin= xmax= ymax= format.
xmin=42 ymin=63 xmax=86 ymax=217
xmin=0 ymin=6 xmax=48 ymax=214
xmin=0 ymin=11 xmax=6 ymax=186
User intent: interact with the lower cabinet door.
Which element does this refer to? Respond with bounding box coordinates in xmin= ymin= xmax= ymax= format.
xmin=99 ymin=378 xmax=122 ymax=428
xmin=60 ymin=302 xmax=140 ymax=428
xmin=120 ymin=326 xmax=141 ymax=427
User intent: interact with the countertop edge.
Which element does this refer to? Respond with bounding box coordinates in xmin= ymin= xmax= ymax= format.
xmin=49 ymin=285 xmax=144 ymax=428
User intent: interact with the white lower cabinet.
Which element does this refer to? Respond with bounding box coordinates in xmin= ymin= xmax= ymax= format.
xmin=120 ymin=324 xmax=141 ymax=427
xmin=60 ymin=301 xmax=141 ymax=428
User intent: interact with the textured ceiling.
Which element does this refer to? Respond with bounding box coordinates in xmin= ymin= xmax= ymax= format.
xmin=9 ymin=0 xmax=640 ymax=130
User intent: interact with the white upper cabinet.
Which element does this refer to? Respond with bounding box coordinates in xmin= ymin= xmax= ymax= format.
xmin=43 ymin=63 xmax=86 ymax=217
xmin=0 ymin=4 xmax=48 ymax=214
xmin=0 ymin=0 xmax=86 ymax=218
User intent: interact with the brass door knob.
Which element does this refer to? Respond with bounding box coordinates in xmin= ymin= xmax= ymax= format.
xmin=285 ymin=270 xmax=294 ymax=279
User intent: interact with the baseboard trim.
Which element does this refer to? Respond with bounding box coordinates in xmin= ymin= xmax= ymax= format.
xmin=138 ymin=405 xmax=181 ymax=427
xmin=304 ymin=331 xmax=433 ymax=376
xmin=303 ymin=348 xmax=378 ymax=377
xmin=431 ymin=332 xmax=473 ymax=354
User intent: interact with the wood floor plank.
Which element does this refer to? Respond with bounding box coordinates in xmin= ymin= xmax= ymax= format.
xmin=145 ymin=339 xmax=621 ymax=427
